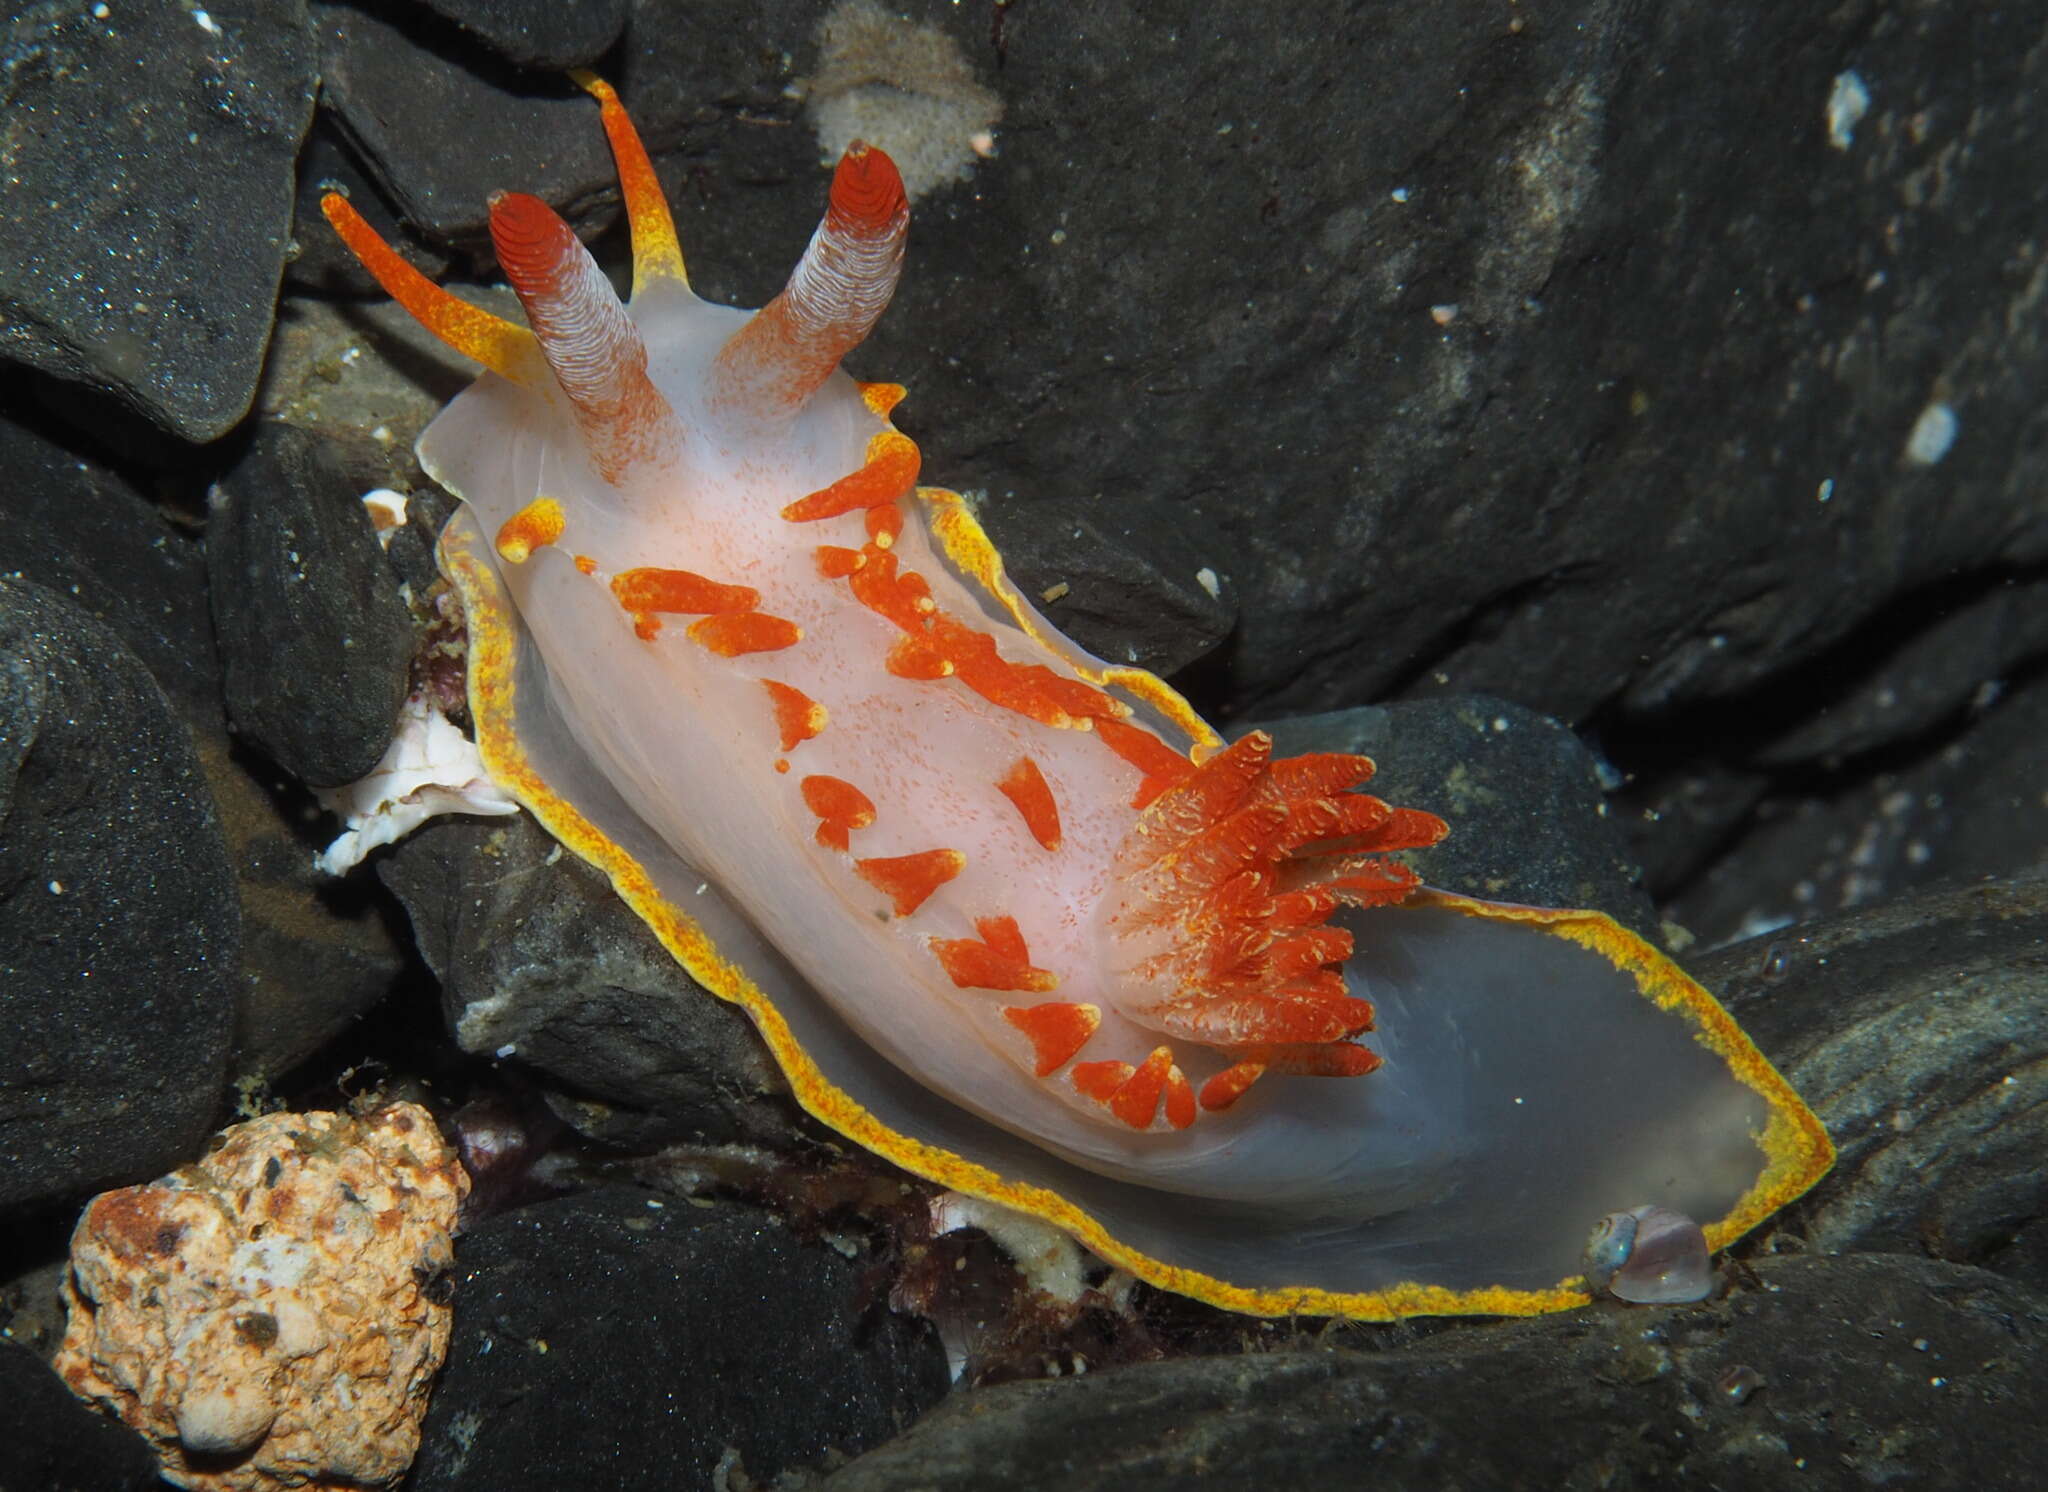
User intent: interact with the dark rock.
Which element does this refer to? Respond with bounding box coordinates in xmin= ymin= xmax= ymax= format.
xmin=0 ymin=415 xmax=220 ymax=729
xmin=411 ymin=1186 xmax=949 ymax=1490
xmin=378 ymin=814 xmax=795 ymax=1147
xmin=822 ymin=1255 xmax=2046 ymax=1492
xmin=207 ymin=421 xmax=416 ymax=788
xmin=407 ymin=0 xmax=628 ymax=69
xmin=1257 ymin=696 xmax=1659 ymax=939
xmin=315 ymin=2 xmax=619 ymax=254
xmin=1666 ymin=672 xmax=2048 ymax=947
xmin=1702 ymin=867 xmax=2048 ymax=1294
xmin=0 ymin=579 xmax=236 ymax=1212
xmin=0 ymin=1340 xmax=160 ymax=1492
xmin=974 ymin=492 xmax=1234 ymax=681
xmin=0 ymin=0 xmax=317 ymax=441
xmin=286 ymin=114 xmax=455 ymax=296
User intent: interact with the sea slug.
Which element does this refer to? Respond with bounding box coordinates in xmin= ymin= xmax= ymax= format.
xmin=322 ymin=76 xmax=1832 ymax=1319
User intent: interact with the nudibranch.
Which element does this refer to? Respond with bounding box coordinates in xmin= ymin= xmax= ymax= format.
xmin=322 ymin=77 xmax=1832 ymax=1319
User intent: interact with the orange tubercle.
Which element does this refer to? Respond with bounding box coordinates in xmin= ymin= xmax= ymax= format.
xmin=929 ymin=915 xmax=1058 ymax=993
xmin=495 ymin=497 xmax=566 ymax=563
xmin=780 ymin=432 xmax=920 ymax=522
xmin=1199 ymin=1060 xmax=1268 ymax=1111
xmin=997 ymin=757 xmax=1062 ymax=851
xmin=854 ymin=848 xmax=964 ymax=916
xmin=801 ymin=775 xmax=876 ymax=852
xmin=688 ymin=612 xmax=802 ymax=656
xmin=1095 ymin=717 xmax=1198 ymax=807
xmin=1002 ymin=1002 xmax=1100 ymax=1077
xmin=761 ymin=680 xmax=827 ymax=752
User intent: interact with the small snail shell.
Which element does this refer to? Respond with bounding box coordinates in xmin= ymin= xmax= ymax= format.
xmin=1583 ymin=1204 xmax=1712 ymax=1304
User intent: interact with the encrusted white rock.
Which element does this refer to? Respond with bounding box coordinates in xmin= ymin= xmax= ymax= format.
xmin=57 ymin=1104 xmax=469 ymax=1492
xmin=315 ymin=691 xmax=518 ymax=875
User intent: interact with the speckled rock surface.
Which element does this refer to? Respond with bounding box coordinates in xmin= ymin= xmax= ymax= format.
xmin=206 ymin=421 xmax=417 ymax=788
xmin=0 ymin=0 xmax=316 ymax=440
xmin=378 ymin=813 xmax=797 ymax=1149
xmin=1703 ymin=866 xmax=2048 ymax=1294
xmin=56 ymin=1104 xmax=467 ymax=1492
xmin=410 ymin=1186 xmax=948 ymax=1490
xmin=0 ymin=578 xmax=237 ymax=1213
xmin=821 ymin=1254 xmax=2047 ymax=1492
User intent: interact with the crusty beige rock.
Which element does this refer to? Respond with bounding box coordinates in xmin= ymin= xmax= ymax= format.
xmin=57 ymin=1103 xmax=468 ymax=1491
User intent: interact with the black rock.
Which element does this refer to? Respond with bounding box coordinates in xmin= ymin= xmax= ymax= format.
xmin=315 ymin=2 xmax=619 ymax=253
xmin=406 ymin=0 xmax=629 ymax=69
xmin=0 ymin=579 xmax=236 ymax=1212
xmin=0 ymin=415 xmax=220 ymax=730
xmin=0 ymin=1340 xmax=160 ymax=1492
xmin=411 ymin=1187 xmax=949 ymax=1490
xmin=207 ymin=421 xmax=416 ymax=789
xmin=0 ymin=0 xmax=317 ymax=441
xmin=379 ymin=814 xmax=795 ymax=1148
xmin=1256 ymin=695 xmax=1659 ymax=938
xmin=822 ymin=1255 xmax=2047 ymax=1492
xmin=1703 ymin=866 xmax=2048 ymax=1295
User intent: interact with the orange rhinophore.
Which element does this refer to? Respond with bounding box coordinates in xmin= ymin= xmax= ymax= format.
xmin=335 ymin=77 xmax=1835 ymax=1327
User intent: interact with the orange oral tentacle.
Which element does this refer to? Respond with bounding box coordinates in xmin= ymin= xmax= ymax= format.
xmin=320 ymin=193 xmax=548 ymax=389
xmin=569 ymin=71 xmax=688 ymax=296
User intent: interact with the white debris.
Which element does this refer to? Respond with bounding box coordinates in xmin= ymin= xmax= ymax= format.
xmin=360 ymin=489 xmax=409 ymax=548
xmin=315 ymin=694 xmax=518 ymax=875
xmin=930 ymin=1191 xmax=1091 ymax=1305
xmin=1826 ymin=71 xmax=1870 ymax=150
xmin=1903 ymin=400 xmax=1958 ymax=466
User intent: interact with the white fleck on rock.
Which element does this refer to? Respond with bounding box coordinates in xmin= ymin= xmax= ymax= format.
xmin=1826 ymin=70 xmax=1870 ymax=151
xmin=315 ymin=692 xmax=519 ymax=875
xmin=1903 ymin=400 xmax=1958 ymax=466
xmin=57 ymin=1104 xmax=468 ymax=1492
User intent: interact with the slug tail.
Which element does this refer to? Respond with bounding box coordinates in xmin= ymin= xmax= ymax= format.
xmin=570 ymin=71 xmax=689 ymax=298
xmin=319 ymin=193 xmax=549 ymax=390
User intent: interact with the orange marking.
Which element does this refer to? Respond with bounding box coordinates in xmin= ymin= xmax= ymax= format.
xmin=780 ymin=432 xmax=920 ymax=521
xmin=688 ymin=612 xmax=801 ymax=656
xmin=930 ymin=919 xmax=1059 ymax=992
xmin=612 ymin=567 xmax=758 ymax=616
xmin=816 ymin=545 xmax=864 ymax=579
xmin=1199 ymin=1060 xmax=1267 ymax=1112
xmin=866 ymin=502 xmax=903 ymax=547
xmin=1071 ymin=1060 xmax=1132 ymax=1105
xmin=573 ymin=554 xmax=599 ymax=576
xmin=569 ymin=71 xmax=687 ymax=295
xmin=859 ymin=382 xmax=907 ymax=417
xmin=1096 ymin=717 xmax=1197 ymax=808
xmin=998 ymin=758 xmax=1062 ymax=851
xmin=854 ymin=848 xmax=964 ymax=916
xmin=801 ymin=775 xmax=876 ymax=852
xmin=1108 ymin=1047 xmax=1175 ymax=1128
xmin=1163 ymin=1064 xmax=1196 ymax=1130
xmin=975 ymin=915 xmax=1029 ymax=963
xmin=775 ymin=759 xmax=790 ymax=774
xmin=885 ymin=635 xmax=953 ymax=680
xmin=319 ymin=193 xmax=547 ymax=387
xmin=761 ymin=680 xmax=826 ymax=752
xmin=1003 ymin=1002 xmax=1100 ymax=1077
xmin=495 ymin=497 xmax=565 ymax=563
